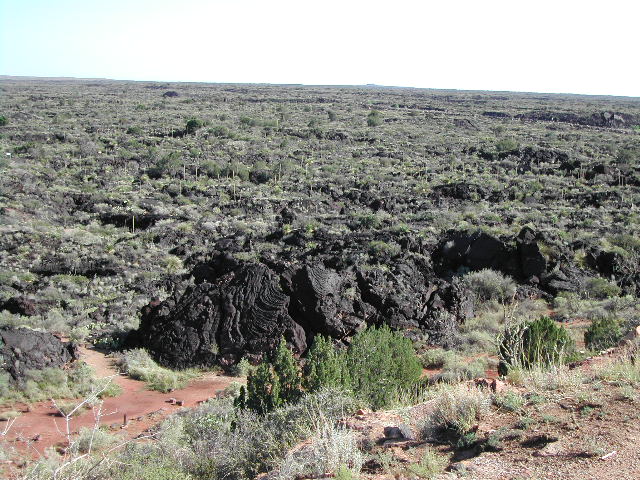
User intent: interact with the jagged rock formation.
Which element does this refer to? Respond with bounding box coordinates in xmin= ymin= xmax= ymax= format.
xmin=0 ymin=327 xmax=78 ymax=382
xmin=129 ymin=227 xmax=599 ymax=368
xmin=129 ymin=233 xmax=477 ymax=368
xmin=433 ymin=227 xmax=585 ymax=295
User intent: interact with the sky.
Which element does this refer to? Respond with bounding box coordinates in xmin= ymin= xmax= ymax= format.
xmin=1 ymin=0 xmax=638 ymax=97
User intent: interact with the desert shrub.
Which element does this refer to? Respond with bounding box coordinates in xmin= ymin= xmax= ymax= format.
xmin=585 ymin=317 xmax=623 ymax=351
xmin=303 ymin=334 xmax=347 ymax=392
xmin=420 ymin=348 xmax=457 ymax=369
xmin=209 ymin=125 xmax=233 ymax=138
xmin=368 ymin=240 xmax=401 ymax=258
xmin=583 ymin=277 xmax=621 ymax=300
xmin=176 ymin=388 xmax=356 ymax=480
xmin=113 ymin=349 xmax=193 ymax=393
xmin=275 ymin=422 xmax=363 ymax=479
xmin=367 ymin=110 xmax=382 ymax=127
xmin=229 ymin=357 xmax=253 ymax=377
xmin=596 ymin=357 xmax=640 ymax=385
xmin=462 ymin=269 xmax=516 ymax=303
xmin=498 ymin=316 xmax=574 ymax=374
xmin=126 ymin=125 xmax=142 ymax=135
xmin=345 ymin=325 xmax=422 ymax=409
xmin=72 ymin=426 xmax=119 ymax=454
xmin=493 ymin=390 xmax=525 ymax=412
xmin=201 ymin=159 xmax=222 ymax=178
xmin=435 ymin=356 xmax=487 ymax=383
xmin=1 ymin=362 xmax=120 ymax=406
xmin=420 ymin=384 xmax=491 ymax=443
xmin=0 ymin=115 xmax=7 ymax=126
xmin=245 ymin=338 xmax=302 ymax=413
xmin=495 ymin=137 xmax=519 ymax=153
xmin=185 ymin=118 xmax=204 ymax=134
xmin=405 ymin=448 xmax=447 ymax=479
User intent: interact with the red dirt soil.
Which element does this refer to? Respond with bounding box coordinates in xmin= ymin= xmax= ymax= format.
xmin=1 ymin=346 xmax=238 ymax=458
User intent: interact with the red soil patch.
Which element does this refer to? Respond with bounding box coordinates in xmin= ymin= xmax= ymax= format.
xmin=1 ymin=347 xmax=238 ymax=457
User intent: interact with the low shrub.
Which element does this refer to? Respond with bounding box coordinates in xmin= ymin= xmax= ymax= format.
xmin=585 ymin=317 xmax=623 ymax=351
xmin=178 ymin=388 xmax=356 ymax=480
xmin=498 ymin=316 xmax=574 ymax=374
xmin=405 ymin=448 xmax=447 ymax=479
xmin=435 ymin=356 xmax=487 ymax=383
xmin=493 ymin=390 xmax=525 ymax=412
xmin=0 ymin=362 xmax=120 ymax=406
xmin=345 ymin=325 xmax=422 ymax=409
xmin=420 ymin=384 xmax=491 ymax=443
xmin=462 ymin=269 xmax=516 ymax=303
xmin=583 ymin=277 xmax=621 ymax=300
xmin=367 ymin=110 xmax=382 ymax=127
xmin=112 ymin=349 xmax=194 ymax=393
xmin=275 ymin=422 xmax=363 ymax=479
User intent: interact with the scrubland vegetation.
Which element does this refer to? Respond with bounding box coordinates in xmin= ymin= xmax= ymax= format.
xmin=1 ymin=78 xmax=639 ymax=478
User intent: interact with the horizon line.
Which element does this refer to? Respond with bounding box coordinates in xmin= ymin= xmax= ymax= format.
xmin=1 ymin=74 xmax=639 ymax=100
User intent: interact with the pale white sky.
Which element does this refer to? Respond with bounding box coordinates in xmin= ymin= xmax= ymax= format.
xmin=1 ymin=0 xmax=638 ymax=96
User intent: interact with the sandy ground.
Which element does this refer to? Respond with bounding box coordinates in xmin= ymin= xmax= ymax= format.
xmin=1 ymin=346 xmax=238 ymax=458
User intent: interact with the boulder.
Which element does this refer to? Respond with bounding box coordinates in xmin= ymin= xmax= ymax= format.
xmin=130 ymin=245 xmax=474 ymax=368
xmin=130 ymin=263 xmax=306 ymax=369
xmin=0 ymin=296 xmax=38 ymax=316
xmin=0 ymin=327 xmax=78 ymax=382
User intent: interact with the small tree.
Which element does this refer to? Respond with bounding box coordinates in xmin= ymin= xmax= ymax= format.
xmin=345 ymin=325 xmax=422 ymax=409
xmin=185 ymin=118 xmax=204 ymax=135
xmin=498 ymin=316 xmax=574 ymax=374
xmin=367 ymin=110 xmax=382 ymax=127
xmin=272 ymin=337 xmax=302 ymax=404
xmin=245 ymin=337 xmax=302 ymax=413
xmin=0 ymin=115 xmax=7 ymax=126
xmin=246 ymin=362 xmax=281 ymax=414
xmin=303 ymin=335 xmax=348 ymax=392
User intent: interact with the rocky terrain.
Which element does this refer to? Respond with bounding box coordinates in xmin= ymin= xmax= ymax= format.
xmin=0 ymin=78 xmax=639 ymax=479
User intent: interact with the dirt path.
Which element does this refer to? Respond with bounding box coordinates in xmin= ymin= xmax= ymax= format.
xmin=3 ymin=347 xmax=239 ymax=457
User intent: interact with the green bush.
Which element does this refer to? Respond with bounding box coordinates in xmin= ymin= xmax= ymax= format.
xmin=367 ymin=110 xmax=382 ymax=127
xmin=245 ymin=338 xmax=302 ymax=413
xmin=585 ymin=317 xmax=623 ymax=351
xmin=495 ymin=137 xmax=519 ymax=153
xmin=209 ymin=125 xmax=233 ymax=138
xmin=303 ymin=335 xmax=347 ymax=392
xmin=0 ymin=362 xmax=120 ymax=406
xmin=345 ymin=325 xmax=422 ymax=409
xmin=113 ymin=349 xmax=193 ymax=393
xmin=462 ymin=269 xmax=516 ymax=303
xmin=185 ymin=118 xmax=204 ymax=134
xmin=0 ymin=115 xmax=7 ymax=126
xmin=498 ymin=316 xmax=574 ymax=375
xmin=583 ymin=277 xmax=621 ymax=300
xmin=421 ymin=384 xmax=491 ymax=443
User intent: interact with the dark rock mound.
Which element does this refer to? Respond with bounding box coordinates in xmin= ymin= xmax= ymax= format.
xmin=129 ymin=242 xmax=475 ymax=368
xmin=130 ymin=262 xmax=306 ymax=369
xmin=482 ymin=111 xmax=511 ymax=118
xmin=0 ymin=328 xmax=78 ymax=382
xmin=283 ymin=263 xmax=364 ymax=338
xmin=516 ymin=110 xmax=639 ymax=129
xmin=433 ymin=227 xmax=548 ymax=285
xmin=0 ymin=296 xmax=38 ymax=316
xmin=431 ymin=183 xmax=489 ymax=201
xmin=99 ymin=212 xmax=168 ymax=230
